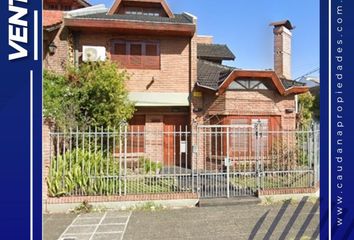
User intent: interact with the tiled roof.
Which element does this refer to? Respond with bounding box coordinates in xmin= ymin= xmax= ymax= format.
xmin=197 ymin=43 xmax=235 ymax=61
xmin=43 ymin=10 xmax=63 ymax=28
xmin=197 ymin=60 xmax=235 ymax=90
xmin=197 ymin=60 xmax=305 ymax=91
xmin=71 ymin=12 xmax=194 ymax=24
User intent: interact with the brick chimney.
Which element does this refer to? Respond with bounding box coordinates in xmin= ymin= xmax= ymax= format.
xmin=270 ymin=20 xmax=295 ymax=80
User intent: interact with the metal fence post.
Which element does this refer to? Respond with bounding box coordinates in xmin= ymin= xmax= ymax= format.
xmin=226 ymin=127 xmax=230 ymax=198
xmin=195 ymin=123 xmax=200 ymax=197
xmin=255 ymin=120 xmax=261 ymax=194
xmin=123 ymin=124 xmax=128 ymax=196
xmin=313 ymin=123 xmax=318 ymax=187
xmin=192 ymin=124 xmax=196 ymax=194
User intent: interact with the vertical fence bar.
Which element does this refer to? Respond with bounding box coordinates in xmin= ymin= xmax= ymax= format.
xmin=88 ymin=127 xmax=91 ymax=191
xmin=94 ymin=127 xmax=97 ymax=194
xmin=226 ymin=127 xmax=230 ymax=198
xmin=107 ymin=127 xmax=110 ymax=195
xmin=81 ymin=128 xmax=85 ymax=196
xmin=185 ymin=126 xmax=188 ymax=192
xmin=255 ymin=122 xmax=260 ymax=194
xmin=69 ymin=128 xmax=72 ymax=172
xmin=113 ymin=127 xmax=116 ymax=195
xmin=124 ymin=124 xmax=127 ymax=195
xmin=75 ymin=127 xmax=79 ymax=195
xmin=100 ymin=127 xmax=103 ymax=195
xmin=62 ymin=130 xmax=66 ymax=192
xmin=193 ymin=125 xmax=197 ymax=195
xmin=119 ymin=125 xmax=122 ymax=196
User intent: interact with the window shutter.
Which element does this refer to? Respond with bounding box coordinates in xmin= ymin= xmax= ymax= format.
xmin=112 ymin=43 xmax=127 ymax=67
xmin=144 ymin=44 xmax=160 ymax=69
xmin=129 ymin=44 xmax=142 ymax=67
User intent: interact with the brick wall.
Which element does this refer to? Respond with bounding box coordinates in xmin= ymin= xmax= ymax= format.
xmin=77 ymin=33 xmax=191 ymax=93
xmin=145 ymin=116 xmax=164 ymax=164
xmin=203 ymin=90 xmax=296 ymax=130
xmin=44 ymin=27 xmax=71 ymax=74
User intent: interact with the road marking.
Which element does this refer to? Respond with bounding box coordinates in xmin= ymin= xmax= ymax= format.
xmin=88 ymin=212 xmax=107 ymax=240
xmin=120 ymin=211 xmax=132 ymax=240
xmin=59 ymin=212 xmax=131 ymax=240
xmin=72 ymin=223 xmax=126 ymax=227
xmin=58 ymin=215 xmax=81 ymax=240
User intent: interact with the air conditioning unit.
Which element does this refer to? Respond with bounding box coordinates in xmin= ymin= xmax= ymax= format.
xmin=82 ymin=46 xmax=106 ymax=62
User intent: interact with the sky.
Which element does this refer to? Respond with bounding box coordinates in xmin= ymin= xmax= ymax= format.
xmin=89 ymin=0 xmax=320 ymax=79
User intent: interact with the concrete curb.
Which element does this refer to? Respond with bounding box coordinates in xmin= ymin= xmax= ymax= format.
xmin=259 ymin=190 xmax=319 ymax=204
xmin=46 ymin=199 xmax=199 ymax=213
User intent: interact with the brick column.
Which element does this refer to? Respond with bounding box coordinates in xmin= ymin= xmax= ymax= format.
xmin=145 ymin=115 xmax=164 ymax=164
xmin=42 ymin=120 xmax=53 ymax=210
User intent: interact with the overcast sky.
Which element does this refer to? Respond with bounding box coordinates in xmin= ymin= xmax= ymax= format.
xmin=88 ymin=0 xmax=320 ymax=79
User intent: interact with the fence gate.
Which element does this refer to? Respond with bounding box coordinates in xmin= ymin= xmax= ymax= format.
xmin=196 ymin=122 xmax=319 ymax=198
xmin=197 ymin=124 xmax=258 ymax=198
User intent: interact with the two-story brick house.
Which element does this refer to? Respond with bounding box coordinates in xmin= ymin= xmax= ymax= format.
xmin=43 ymin=0 xmax=308 ymax=168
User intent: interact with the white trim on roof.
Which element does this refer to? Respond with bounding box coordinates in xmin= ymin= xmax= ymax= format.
xmin=64 ymin=4 xmax=108 ymax=18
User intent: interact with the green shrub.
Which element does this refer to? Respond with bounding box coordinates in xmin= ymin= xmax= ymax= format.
xmin=47 ymin=148 xmax=120 ymax=197
xmin=44 ymin=61 xmax=135 ymax=130
xmin=138 ymin=157 xmax=163 ymax=174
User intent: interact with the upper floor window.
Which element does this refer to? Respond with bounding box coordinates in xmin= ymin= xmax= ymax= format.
xmin=124 ymin=7 xmax=160 ymax=17
xmin=111 ymin=41 xmax=160 ymax=70
xmin=228 ymin=79 xmax=269 ymax=90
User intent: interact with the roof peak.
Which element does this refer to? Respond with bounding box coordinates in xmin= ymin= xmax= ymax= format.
xmin=108 ymin=0 xmax=174 ymax=18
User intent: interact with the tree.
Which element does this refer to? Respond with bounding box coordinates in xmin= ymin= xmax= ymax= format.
xmin=310 ymin=87 xmax=320 ymax=121
xmin=44 ymin=61 xmax=135 ymax=130
xmin=43 ymin=70 xmax=79 ymax=130
xmin=298 ymin=92 xmax=315 ymax=128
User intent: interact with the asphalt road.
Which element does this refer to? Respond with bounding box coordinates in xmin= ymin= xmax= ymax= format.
xmin=44 ymin=200 xmax=319 ymax=240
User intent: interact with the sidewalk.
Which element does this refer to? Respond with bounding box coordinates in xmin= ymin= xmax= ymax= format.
xmin=44 ymin=199 xmax=319 ymax=240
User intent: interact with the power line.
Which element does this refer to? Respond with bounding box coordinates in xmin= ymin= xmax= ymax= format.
xmin=294 ymin=67 xmax=320 ymax=81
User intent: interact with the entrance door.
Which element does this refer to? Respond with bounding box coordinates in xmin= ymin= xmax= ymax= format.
xmin=163 ymin=115 xmax=189 ymax=167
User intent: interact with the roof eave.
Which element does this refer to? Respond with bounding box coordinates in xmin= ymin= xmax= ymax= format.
xmin=284 ymin=86 xmax=309 ymax=95
xmin=43 ymin=22 xmax=62 ymax=32
xmin=198 ymin=56 xmax=235 ymax=61
xmin=217 ymin=70 xmax=308 ymax=96
xmin=64 ymin=18 xmax=196 ymax=36
xmin=196 ymin=82 xmax=218 ymax=91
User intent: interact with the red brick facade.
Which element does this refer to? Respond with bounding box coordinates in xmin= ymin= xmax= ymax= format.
xmin=42 ymin=1 xmax=310 ymax=201
xmin=77 ymin=33 xmax=192 ymax=93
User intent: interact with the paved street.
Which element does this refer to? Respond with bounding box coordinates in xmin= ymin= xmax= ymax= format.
xmin=45 ymin=199 xmax=319 ymax=240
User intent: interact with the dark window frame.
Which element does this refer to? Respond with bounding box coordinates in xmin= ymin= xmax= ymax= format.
xmin=111 ymin=40 xmax=161 ymax=70
xmin=228 ymin=79 xmax=270 ymax=91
